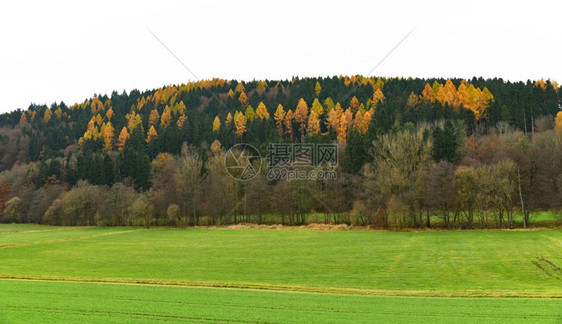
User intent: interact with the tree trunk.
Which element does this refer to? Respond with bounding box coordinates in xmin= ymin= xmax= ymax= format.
xmin=517 ymin=169 xmax=526 ymax=229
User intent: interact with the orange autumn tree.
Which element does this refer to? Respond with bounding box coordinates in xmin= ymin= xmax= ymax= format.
xmin=421 ymin=83 xmax=432 ymax=102
xmin=117 ymin=127 xmax=129 ymax=152
xmin=19 ymin=113 xmax=28 ymax=126
xmin=455 ymin=82 xmax=467 ymax=110
xmin=359 ymin=110 xmax=372 ymax=134
xmin=372 ymin=88 xmax=385 ymax=108
xmin=176 ymin=113 xmax=187 ymax=129
xmin=148 ymin=109 xmax=160 ymax=126
xmin=337 ymin=113 xmax=348 ymax=143
xmin=294 ymin=98 xmax=309 ymax=138
xmin=238 ymin=91 xmax=248 ymax=107
xmin=105 ymin=107 xmax=114 ymax=121
xmin=90 ymin=97 xmax=104 ymax=114
xmin=146 ymin=125 xmax=158 ymax=143
xmin=225 ymin=112 xmax=233 ymax=129
xmin=443 ymin=80 xmax=457 ymax=106
xmin=417 ymin=80 xmax=493 ymax=120
xmin=350 ymin=96 xmax=360 ymax=113
xmin=555 ymin=112 xmax=562 ymax=139
xmin=274 ymin=104 xmax=286 ymax=136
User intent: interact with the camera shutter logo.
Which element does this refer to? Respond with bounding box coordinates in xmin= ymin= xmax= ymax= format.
xmin=224 ymin=143 xmax=262 ymax=180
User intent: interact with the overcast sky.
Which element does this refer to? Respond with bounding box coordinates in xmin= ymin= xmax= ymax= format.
xmin=0 ymin=0 xmax=560 ymax=113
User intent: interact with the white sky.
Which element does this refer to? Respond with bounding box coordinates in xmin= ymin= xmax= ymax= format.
xmin=0 ymin=0 xmax=560 ymax=113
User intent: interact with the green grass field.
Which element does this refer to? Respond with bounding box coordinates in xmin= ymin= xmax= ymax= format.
xmin=0 ymin=224 xmax=561 ymax=322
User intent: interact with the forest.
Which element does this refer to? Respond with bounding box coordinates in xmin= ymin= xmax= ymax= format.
xmin=0 ymin=75 xmax=561 ymax=228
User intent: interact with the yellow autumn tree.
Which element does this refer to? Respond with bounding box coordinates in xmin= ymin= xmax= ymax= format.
xmin=256 ymin=81 xmax=268 ymax=95
xmin=373 ymin=77 xmax=384 ymax=91
xmin=160 ymin=105 xmax=172 ymax=129
xmin=443 ymin=80 xmax=456 ymax=106
xmin=117 ymin=127 xmax=129 ymax=152
xmin=344 ymin=109 xmax=353 ymax=133
xmin=177 ymin=101 xmax=187 ymax=115
xmin=235 ymin=82 xmax=245 ymax=93
xmin=228 ymin=89 xmax=235 ymax=98
xmin=256 ymin=102 xmax=270 ymax=120
xmin=311 ymin=98 xmax=324 ymax=117
xmin=212 ymin=116 xmax=221 ymax=132
xmin=54 ymin=107 xmax=62 ymax=119
xmin=284 ymin=109 xmax=294 ymax=140
xmin=234 ymin=111 xmax=247 ymax=136
xmin=464 ymin=84 xmax=480 ymax=118
xmin=126 ymin=111 xmax=141 ymax=130
xmin=307 ymin=110 xmax=320 ymax=135
xmin=101 ymin=122 xmax=115 ymax=152
xmin=430 ymin=81 xmax=442 ymax=103
xmin=479 ymin=87 xmax=494 ymax=117
xmin=43 ymin=108 xmax=52 ymax=123
xmin=245 ymin=105 xmax=256 ymax=122
xmin=323 ymin=97 xmax=335 ymax=113
xmin=314 ymin=81 xmax=322 ymax=96
xmin=274 ymin=104 xmax=286 ymax=136
xmin=407 ymin=92 xmax=420 ymax=107
xmin=337 ymin=113 xmax=348 ymax=143
xmin=294 ymin=98 xmax=309 ymax=136
xmin=95 ymin=114 xmax=103 ymax=126
xmin=146 ymin=125 xmax=158 ymax=143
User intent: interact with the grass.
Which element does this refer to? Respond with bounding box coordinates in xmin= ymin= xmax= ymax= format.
xmin=1 ymin=279 xmax=561 ymax=324
xmin=0 ymin=224 xmax=561 ymax=322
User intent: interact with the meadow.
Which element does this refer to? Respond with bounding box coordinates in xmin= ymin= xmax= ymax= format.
xmin=0 ymin=224 xmax=561 ymax=322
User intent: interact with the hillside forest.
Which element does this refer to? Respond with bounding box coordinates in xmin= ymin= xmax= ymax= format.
xmin=0 ymin=76 xmax=561 ymax=228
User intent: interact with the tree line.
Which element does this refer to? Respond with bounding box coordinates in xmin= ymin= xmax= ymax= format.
xmin=0 ymin=76 xmax=561 ymax=228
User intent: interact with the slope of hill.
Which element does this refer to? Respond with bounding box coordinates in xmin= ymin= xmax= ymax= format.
xmin=0 ymin=76 xmax=560 ymax=228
